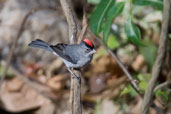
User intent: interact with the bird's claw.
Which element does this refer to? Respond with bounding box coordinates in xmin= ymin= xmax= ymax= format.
xmin=67 ymin=67 xmax=81 ymax=83
xmin=71 ymin=73 xmax=81 ymax=83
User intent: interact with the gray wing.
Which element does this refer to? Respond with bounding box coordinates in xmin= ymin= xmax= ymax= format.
xmin=50 ymin=44 xmax=77 ymax=64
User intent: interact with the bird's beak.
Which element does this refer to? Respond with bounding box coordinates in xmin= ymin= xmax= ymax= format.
xmin=92 ymin=49 xmax=96 ymax=54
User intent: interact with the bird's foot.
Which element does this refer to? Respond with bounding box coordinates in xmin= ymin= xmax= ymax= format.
xmin=67 ymin=67 xmax=81 ymax=82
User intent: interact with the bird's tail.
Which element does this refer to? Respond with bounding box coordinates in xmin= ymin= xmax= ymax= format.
xmin=28 ymin=39 xmax=54 ymax=52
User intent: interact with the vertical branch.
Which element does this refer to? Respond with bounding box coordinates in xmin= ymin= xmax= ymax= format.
xmin=59 ymin=0 xmax=82 ymax=114
xmin=60 ymin=0 xmax=77 ymax=44
xmin=129 ymin=0 xmax=133 ymax=16
xmin=73 ymin=71 xmax=82 ymax=114
xmin=141 ymin=0 xmax=171 ymax=114
xmin=77 ymin=0 xmax=88 ymax=43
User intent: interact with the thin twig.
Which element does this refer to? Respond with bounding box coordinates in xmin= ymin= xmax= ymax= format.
xmin=59 ymin=0 xmax=82 ymax=114
xmin=141 ymin=0 xmax=171 ymax=114
xmin=129 ymin=0 xmax=133 ymax=16
xmin=60 ymin=0 xmax=77 ymax=44
xmin=77 ymin=0 xmax=88 ymax=43
xmin=154 ymin=80 xmax=171 ymax=92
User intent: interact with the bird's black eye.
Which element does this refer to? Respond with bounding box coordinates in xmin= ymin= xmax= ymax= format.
xmin=86 ymin=48 xmax=91 ymax=52
xmin=87 ymin=48 xmax=90 ymax=51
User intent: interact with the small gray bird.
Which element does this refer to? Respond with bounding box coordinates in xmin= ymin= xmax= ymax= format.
xmin=28 ymin=39 xmax=96 ymax=77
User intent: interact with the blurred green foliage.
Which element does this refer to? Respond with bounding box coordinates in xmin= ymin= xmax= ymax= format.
xmin=89 ymin=0 xmax=168 ymax=109
xmin=137 ymin=73 xmax=151 ymax=92
xmin=132 ymin=0 xmax=163 ymax=10
xmin=89 ymin=0 xmax=163 ymax=46
xmin=107 ymin=34 xmax=119 ymax=49
xmin=155 ymin=90 xmax=169 ymax=102
xmin=125 ymin=17 xmax=145 ymax=46
xmin=103 ymin=2 xmax=125 ymax=44
xmin=121 ymin=73 xmax=169 ymax=102
xmin=88 ymin=0 xmax=101 ymax=5
xmin=90 ymin=0 xmax=116 ymax=35
xmin=0 ymin=66 xmax=13 ymax=77
xmin=120 ymin=84 xmax=137 ymax=97
xmin=140 ymin=41 xmax=158 ymax=70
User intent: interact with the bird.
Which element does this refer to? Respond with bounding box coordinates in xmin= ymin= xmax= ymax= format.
xmin=28 ymin=38 xmax=96 ymax=77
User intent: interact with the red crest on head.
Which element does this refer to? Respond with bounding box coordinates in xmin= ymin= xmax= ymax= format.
xmin=83 ymin=38 xmax=93 ymax=48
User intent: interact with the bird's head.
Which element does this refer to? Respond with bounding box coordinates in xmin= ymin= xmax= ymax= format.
xmin=80 ymin=38 xmax=96 ymax=57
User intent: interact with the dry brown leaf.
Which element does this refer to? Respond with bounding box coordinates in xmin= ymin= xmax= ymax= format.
xmin=0 ymin=79 xmax=50 ymax=113
xmin=47 ymin=75 xmax=64 ymax=91
xmin=132 ymin=54 xmax=145 ymax=71
xmin=6 ymin=77 xmax=23 ymax=92
xmin=101 ymin=99 xmax=121 ymax=114
xmin=88 ymin=54 xmax=123 ymax=77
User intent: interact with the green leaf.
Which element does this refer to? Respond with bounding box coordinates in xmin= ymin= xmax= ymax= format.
xmin=155 ymin=90 xmax=168 ymax=102
xmin=139 ymin=81 xmax=148 ymax=92
xmin=88 ymin=0 xmax=101 ymax=5
xmin=90 ymin=0 xmax=115 ymax=35
xmin=107 ymin=34 xmax=119 ymax=49
xmin=125 ymin=18 xmax=145 ymax=46
xmin=103 ymin=21 xmax=112 ymax=43
xmin=0 ymin=66 xmax=13 ymax=77
xmin=133 ymin=0 xmax=163 ymax=10
xmin=140 ymin=41 xmax=158 ymax=70
xmin=120 ymin=87 xmax=130 ymax=96
xmin=137 ymin=73 xmax=151 ymax=92
xmin=120 ymin=84 xmax=137 ymax=96
xmin=137 ymin=73 xmax=151 ymax=82
xmin=107 ymin=2 xmax=125 ymax=20
xmin=103 ymin=2 xmax=125 ymax=43
xmin=94 ymin=47 xmax=107 ymax=59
